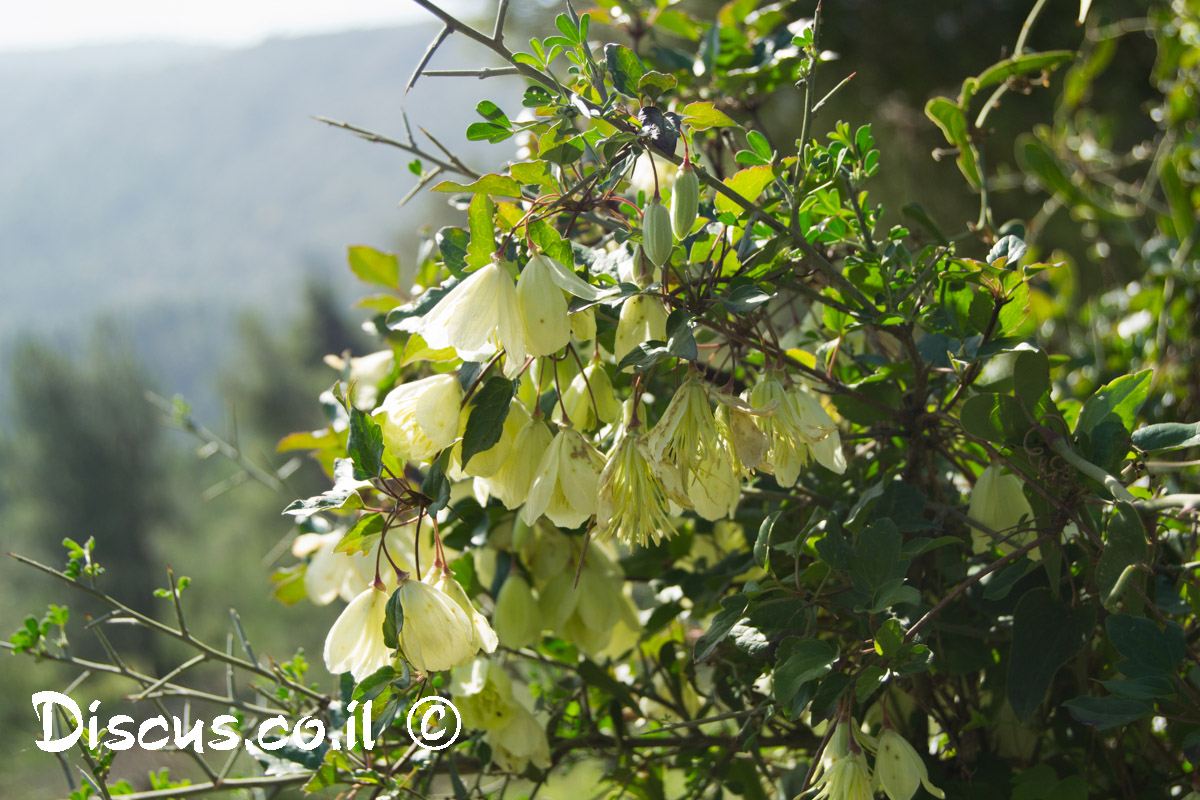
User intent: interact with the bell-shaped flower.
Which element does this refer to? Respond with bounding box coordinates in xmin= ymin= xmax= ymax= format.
xmin=968 ymin=464 xmax=1036 ymax=556
xmin=375 ymin=373 xmax=462 ymax=464
xmin=418 ymin=262 xmax=526 ymax=374
xmin=486 ymin=705 xmax=551 ymax=774
xmin=396 ymin=577 xmax=479 ymax=673
xmin=596 ymin=429 xmax=686 ymax=548
xmin=811 ymin=751 xmax=874 ymax=800
xmin=323 ymin=585 xmax=392 ymax=682
xmin=451 ymin=658 xmax=521 ymax=732
xmin=561 ymin=362 xmax=621 ymax=431
xmin=570 ymin=306 xmax=596 ymax=341
xmin=481 ymin=415 xmax=555 ymax=509
xmin=516 ymin=254 xmax=572 ymax=357
xmin=876 ymin=729 xmax=945 ymax=800
xmin=295 ymin=532 xmax=375 ymax=606
xmin=425 ymin=564 xmax=498 ymax=656
xmin=646 ymin=374 xmax=742 ymax=520
xmin=493 ymin=573 xmax=541 ymax=649
xmin=747 ymin=375 xmax=846 ymax=485
xmin=614 ymin=294 xmax=668 ymax=366
xmin=522 ymin=427 xmax=605 ymax=529
xmin=324 ymin=349 xmax=395 ymax=410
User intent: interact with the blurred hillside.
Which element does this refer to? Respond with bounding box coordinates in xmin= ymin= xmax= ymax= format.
xmin=0 ymin=23 xmax=521 ymax=419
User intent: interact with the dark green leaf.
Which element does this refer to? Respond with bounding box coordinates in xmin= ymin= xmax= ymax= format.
xmin=422 ymin=451 xmax=453 ymax=513
xmin=1008 ymin=588 xmax=1095 ymax=722
xmin=960 ymin=392 xmax=1032 ymax=446
xmin=1095 ymin=503 xmax=1147 ymax=607
xmin=1131 ymin=421 xmax=1200 ymax=452
xmin=383 ymin=589 xmax=403 ymax=649
xmin=283 ymin=459 xmax=367 ymax=515
xmin=850 ymin=519 xmax=907 ymax=596
xmin=437 ymin=227 xmax=470 ymax=277
xmin=720 ymin=284 xmax=773 ymax=313
xmin=694 ymin=593 xmax=749 ymax=662
xmin=336 ymin=513 xmax=385 ymax=556
xmin=461 ymin=377 xmax=515 ymax=469
xmin=754 ymin=510 xmax=783 ymax=568
xmin=665 ymin=309 xmax=697 ymax=361
xmin=617 ymin=341 xmax=670 ymax=373
xmin=347 ymin=407 xmax=385 ymax=480
xmin=1106 ymin=614 xmax=1185 ymax=677
xmin=773 ymin=638 xmax=839 ymax=705
xmin=1064 ymin=695 xmax=1154 ymax=730
xmin=605 ymin=43 xmax=646 ymax=98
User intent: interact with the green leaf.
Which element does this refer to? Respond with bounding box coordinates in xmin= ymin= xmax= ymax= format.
xmin=422 ymin=451 xmax=453 ymax=513
xmin=987 ymin=235 xmax=1027 ymax=268
xmin=353 ymin=665 xmax=398 ymax=702
xmin=714 ymin=165 xmax=776 ymax=215
xmin=754 ymin=510 xmax=783 ymax=568
xmin=347 ymin=246 xmax=399 ymax=288
xmin=664 ymin=309 xmax=697 ymax=362
xmin=1007 ymin=588 xmax=1095 ymax=722
xmin=873 ymin=619 xmax=904 ymax=659
xmin=461 ymin=377 xmax=515 ymax=469
xmin=694 ymin=593 xmax=749 ymax=662
xmin=511 ymin=160 xmax=558 ymax=192
xmin=436 ymin=227 xmax=470 ymax=277
xmin=466 ymin=194 xmax=495 ymax=269
xmin=466 ymin=122 xmax=512 ymax=143
xmin=432 ymin=174 xmax=524 ymax=199
xmin=960 ymin=392 xmax=1032 ymax=446
xmin=383 ymin=589 xmax=403 ymax=650
xmin=1131 ymin=421 xmax=1200 ymax=452
xmin=960 ymin=51 xmax=1075 ymax=106
xmin=476 ymin=99 xmax=511 ymax=127
xmin=283 ymin=459 xmax=369 ymax=515
xmin=924 ymin=97 xmax=980 ymax=189
xmin=1106 ymin=614 xmax=1185 ymax=677
xmin=773 ymin=638 xmax=839 ymax=705
xmin=538 ymin=126 xmax=585 ymax=165
xmin=347 ymin=407 xmax=385 ymax=481
xmin=720 ymin=284 xmax=773 ymax=313
xmin=681 ymin=101 xmax=739 ymax=130
xmin=617 ymin=341 xmax=670 ymax=373
xmin=1064 ymin=695 xmax=1154 ymax=730
xmin=1095 ymin=503 xmax=1147 ymax=607
xmin=1075 ymin=369 xmax=1153 ymax=437
xmin=336 ymin=513 xmax=385 ymax=556
xmin=1012 ymin=349 xmax=1050 ymax=411
xmin=604 ymin=43 xmax=645 ymax=97
xmin=850 ymin=519 xmax=907 ymax=596
xmin=638 ymin=70 xmax=677 ymax=100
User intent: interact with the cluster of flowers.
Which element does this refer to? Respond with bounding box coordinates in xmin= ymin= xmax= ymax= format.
xmin=298 ymin=194 xmax=857 ymax=772
xmin=812 ymin=720 xmax=944 ymax=800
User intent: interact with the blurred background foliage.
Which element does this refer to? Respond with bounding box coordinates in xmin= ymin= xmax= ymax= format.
xmin=2 ymin=0 xmax=1197 ymax=796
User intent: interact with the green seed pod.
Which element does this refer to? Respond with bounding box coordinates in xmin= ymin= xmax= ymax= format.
xmin=671 ymin=163 xmax=700 ymax=240
xmin=642 ymin=198 xmax=672 ymax=268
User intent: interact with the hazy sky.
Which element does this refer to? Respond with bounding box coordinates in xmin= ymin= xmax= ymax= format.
xmin=0 ymin=0 xmax=437 ymax=51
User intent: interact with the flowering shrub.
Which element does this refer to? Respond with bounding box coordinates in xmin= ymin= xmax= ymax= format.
xmin=9 ymin=1 xmax=1200 ymax=798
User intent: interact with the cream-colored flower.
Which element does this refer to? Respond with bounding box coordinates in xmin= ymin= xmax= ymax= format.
xmin=522 ymin=427 xmax=605 ymax=529
xmin=419 ymin=262 xmax=526 ymax=375
xmin=396 ymin=578 xmax=479 ymax=673
xmin=876 ymin=729 xmax=945 ymax=800
xmin=968 ymin=464 xmax=1036 ymax=557
xmin=517 ymin=254 xmax=572 ymax=358
xmin=481 ymin=415 xmax=555 ymax=509
xmin=812 ymin=751 xmax=874 ymax=800
xmin=375 ymin=373 xmax=462 ymax=463
xmin=596 ymin=429 xmax=685 ymax=548
xmin=451 ymin=658 xmax=522 ymax=732
xmin=537 ymin=543 xmax=640 ymax=657
xmin=425 ymin=565 xmax=498 ymax=656
xmin=561 ymin=362 xmax=621 ymax=431
xmin=324 ymin=349 xmax=395 ymax=410
xmin=486 ymin=705 xmax=551 ymax=773
xmin=295 ymin=532 xmax=375 ymax=605
xmin=323 ymin=585 xmax=392 ymax=682
xmin=747 ymin=374 xmax=846 ymax=485
xmin=493 ymin=573 xmax=541 ymax=649
xmin=614 ymin=294 xmax=668 ymax=366
xmin=647 ymin=374 xmax=741 ymax=520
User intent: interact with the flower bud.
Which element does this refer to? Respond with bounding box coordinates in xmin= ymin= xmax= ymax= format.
xmin=642 ymin=198 xmax=673 ymax=267
xmin=493 ymin=573 xmax=541 ymax=649
xmin=876 ymin=729 xmax=945 ymax=800
xmin=563 ymin=362 xmax=621 ymax=430
xmin=483 ymin=416 xmax=555 ymax=509
xmin=670 ymin=163 xmax=700 ymax=240
xmin=426 ymin=565 xmax=499 ymax=656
